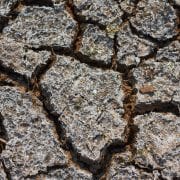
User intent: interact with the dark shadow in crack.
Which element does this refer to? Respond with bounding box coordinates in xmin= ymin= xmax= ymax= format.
xmin=39 ymin=86 xmax=128 ymax=177
xmin=0 ymin=63 xmax=30 ymax=89
xmin=23 ymin=0 xmax=54 ymax=7
xmin=0 ymin=113 xmax=8 ymax=154
xmin=135 ymin=101 xmax=179 ymax=116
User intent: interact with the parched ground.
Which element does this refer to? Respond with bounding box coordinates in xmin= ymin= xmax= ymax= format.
xmin=0 ymin=0 xmax=179 ymax=179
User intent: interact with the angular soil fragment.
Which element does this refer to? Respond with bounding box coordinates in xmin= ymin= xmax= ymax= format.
xmin=134 ymin=112 xmax=180 ymax=179
xmin=77 ymin=24 xmax=114 ymax=65
xmin=0 ymin=37 xmax=50 ymax=78
xmin=73 ymin=0 xmax=123 ymax=28
xmin=133 ymin=59 xmax=179 ymax=113
xmin=0 ymin=86 xmax=67 ymax=179
xmin=173 ymin=0 xmax=180 ymax=6
xmin=29 ymin=165 xmax=93 ymax=180
xmin=106 ymin=151 xmax=159 ymax=179
xmin=2 ymin=3 xmax=77 ymax=48
xmin=116 ymin=23 xmax=155 ymax=67
xmin=130 ymin=0 xmax=178 ymax=41
xmin=120 ymin=0 xmax=137 ymax=14
xmin=156 ymin=40 xmax=180 ymax=62
xmin=0 ymin=0 xmax=18 ymax=16
xmin=0 ymin=162 xmax=7 ymax=180
xmin=41 ymin=55 xmax=127 ymax=163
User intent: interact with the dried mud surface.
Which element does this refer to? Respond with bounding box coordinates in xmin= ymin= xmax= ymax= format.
xmin=0 ymin=0 xmax=179 ymax=179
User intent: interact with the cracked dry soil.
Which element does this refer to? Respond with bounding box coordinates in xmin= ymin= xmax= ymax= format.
xmin=0 ymin=0 xmax=179 ymax=179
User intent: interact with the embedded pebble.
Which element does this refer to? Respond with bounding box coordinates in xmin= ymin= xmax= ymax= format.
xmin=133 ymin=59 xmax=180 ymax=113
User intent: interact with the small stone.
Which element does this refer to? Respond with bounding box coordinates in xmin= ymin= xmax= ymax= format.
xmin=106 ymin=151 xmax=157 ymax=179
xmin=0 ymin=162 xmax=7 ymax=180
xmin=78 ymin=24 xmax=114 ymax=65
xmin=134 ymin=112 xmax=180 ymax=179
xmin=0 ymin=86 xmax=67 ymax=179
xmin=130 ymin=0 xmax=178 ymax=40
xmin=73 ymin=0 xmax=123 ymax=27
xmin=3 ymin=3 xmax=77 ymax=48
xmin=41 ymin=55 xmax=127 ymax=163
xmin=139 ymin=85 xmax=156 ymax=94
xmin=31 ymin=164 xmax=93 ymax=180
xmin=133 ymin=59 xmax=180 ymax=112
xmin=117 ymin=23 xmax=154 ymax=67
xmin=0 ymin=37 xmax=50 ymax=78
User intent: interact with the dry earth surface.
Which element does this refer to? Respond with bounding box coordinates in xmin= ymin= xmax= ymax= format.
xmin=0 ymin=0 xmax=179 ymax=179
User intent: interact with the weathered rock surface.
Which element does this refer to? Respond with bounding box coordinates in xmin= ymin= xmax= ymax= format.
xmin=130 ymin=0 xmax=178 ymax=40
xmin=77 ymin=24 xmax=114 ymax=65
xmin=30 ymin=164 xmax=93 ymax=180
xmin=0 ymin=162 xmax=7 ymax=180
xmin=2 ymin=3 xmax=77 ymax=48
xmin=134 ymin=112 xmax=180 ymax=179
xmin=133 ymin=59 xmax=180 ymax=113
xmin=174 ymin=0 xmax=180 ymax=6
xmin=156 ymin=40 xmax=180 ymax=62
xmin=41 ymin=55 xmax=126 ymax=163
xmin=73 ymin=0 xmax=123 ymax=28
xmin=0 ymin=0 xmax=179 ymax=179
xmin=106 ymin=151 xmax=159 ymax=179
xmin=120 ymin=0 xmax=136 ymax=14
xmin=0 ymin=37 xmax=50 ymax=77
xmin=0 ymin=86 xmax=67 ymax=179
xmin=0 ymin=0 xmax=18 ymax=16
xmin=116 ymin=23 xmax=155 ymax=67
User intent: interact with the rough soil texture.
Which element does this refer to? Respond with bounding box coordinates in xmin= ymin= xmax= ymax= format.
xmin=0 ymin=0 xmax=179 ymax=179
